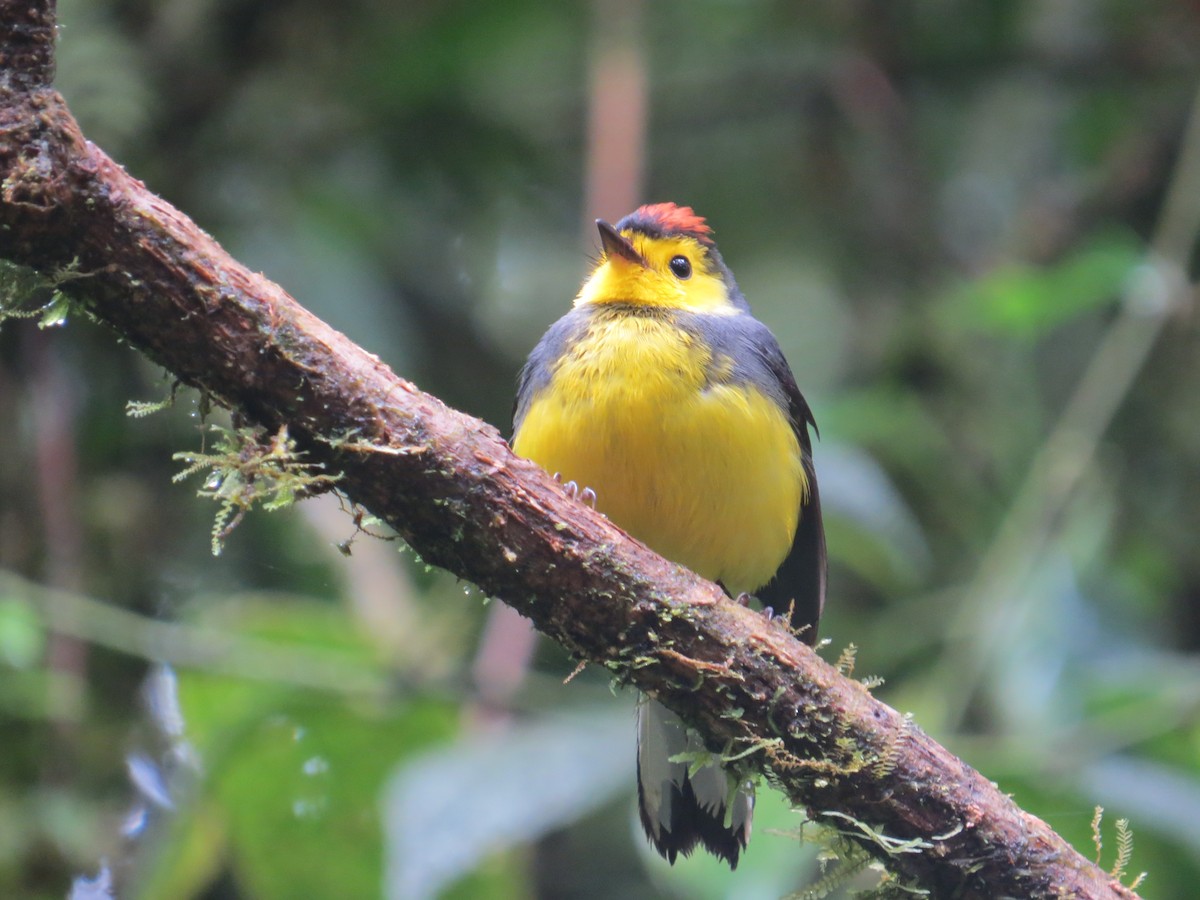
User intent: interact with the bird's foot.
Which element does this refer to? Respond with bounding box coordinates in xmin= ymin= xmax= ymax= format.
xmin=734 ymin=592 xmax=781 ymax=623
xmin=553 ymin=474 xmax=598 ymax=509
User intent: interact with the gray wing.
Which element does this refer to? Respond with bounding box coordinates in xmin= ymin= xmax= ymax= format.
xmin=512 ymin=307 xmax=590 ymax=435
xmin=685 ymin=312 xmax=827 ymax=644
xmin=755 ymin=333 xmax=826 ymax=644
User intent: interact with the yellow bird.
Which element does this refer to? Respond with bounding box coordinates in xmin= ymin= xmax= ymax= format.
xmin=513 ymin=203 xmax=826 ymax=868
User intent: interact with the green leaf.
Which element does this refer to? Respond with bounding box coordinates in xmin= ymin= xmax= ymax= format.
xmin=941 ymin=231 xmax=1141 ymax=339
xmin=0 ymin=597 xmax=44 ymax=669
xmin=219 ymin=697 xmax=457 ymax=899
xmin=131 ymin=596 xmax=464 ymax=900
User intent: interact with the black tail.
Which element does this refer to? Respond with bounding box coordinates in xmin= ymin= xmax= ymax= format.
xmin=636 ymin=698 xmax=753 ymax=868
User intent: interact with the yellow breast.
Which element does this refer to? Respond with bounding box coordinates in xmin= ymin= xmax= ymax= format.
xmin=513 ymin=311 xmax=805 ymax=594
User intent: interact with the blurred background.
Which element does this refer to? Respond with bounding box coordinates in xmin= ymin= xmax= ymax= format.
xmin=2 ymin=0 xmax=1199 ymax=897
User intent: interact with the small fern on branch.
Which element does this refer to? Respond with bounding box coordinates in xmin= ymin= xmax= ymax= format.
xmin=173 ymin=424 xmax=340 ymax=554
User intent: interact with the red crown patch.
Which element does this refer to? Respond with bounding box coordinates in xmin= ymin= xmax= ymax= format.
xmin=632 ymin=203 xmax=714 ymax=245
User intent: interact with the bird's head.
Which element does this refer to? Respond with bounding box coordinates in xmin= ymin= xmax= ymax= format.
xmin=575 ymin=203 xmax=746 ymax=314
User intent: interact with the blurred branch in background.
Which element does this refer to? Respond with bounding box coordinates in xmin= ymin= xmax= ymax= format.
xmin=940 ymin=84 xmax=1200 ymax=728
xmin=583 ymin=0 xmax=646 ymax=227
xmin=25 ymin=329 xmax=89 ymax=726
xmin=298 ymin=492 xmax=429 ymax=668
xmin=1 ymin=570 xmax=388 ymax=698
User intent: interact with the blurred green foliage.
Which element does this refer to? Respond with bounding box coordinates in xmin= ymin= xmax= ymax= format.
xmin=3 ymin=0 xmax=1200 ymax=897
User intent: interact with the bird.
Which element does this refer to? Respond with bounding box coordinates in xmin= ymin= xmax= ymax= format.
xmin=512 ymin=202 xmax=825 ymax=869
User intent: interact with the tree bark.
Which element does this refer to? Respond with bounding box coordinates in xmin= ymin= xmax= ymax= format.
xmin=0 ymin=3 xmax=1142 ymax=897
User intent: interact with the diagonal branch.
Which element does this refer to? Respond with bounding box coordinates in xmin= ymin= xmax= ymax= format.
xmin=0 ymin=3 xmax=1141 ymax=897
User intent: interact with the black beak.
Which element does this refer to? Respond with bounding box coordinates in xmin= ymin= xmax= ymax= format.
xmin=596 ymin=219 xmax=648 ymax=267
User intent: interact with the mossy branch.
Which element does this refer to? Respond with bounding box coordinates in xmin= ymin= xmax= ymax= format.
xmin=0 ymin=4 xmax=1143 ymax=898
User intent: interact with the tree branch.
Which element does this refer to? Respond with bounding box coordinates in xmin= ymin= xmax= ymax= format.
xmin=0 ymin=3 xmax=1141 ymax=897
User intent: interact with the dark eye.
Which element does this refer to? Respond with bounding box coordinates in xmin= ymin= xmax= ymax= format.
xmin=668 ymin=255 xmax=692 ymax=279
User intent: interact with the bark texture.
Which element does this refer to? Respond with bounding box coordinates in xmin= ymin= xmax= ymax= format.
xmin=0 ymin=3 xmax=1141 ymax=897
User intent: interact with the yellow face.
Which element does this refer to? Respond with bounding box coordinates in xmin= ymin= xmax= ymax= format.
xmin=574 ymin=231 xmax=738 ymax=315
